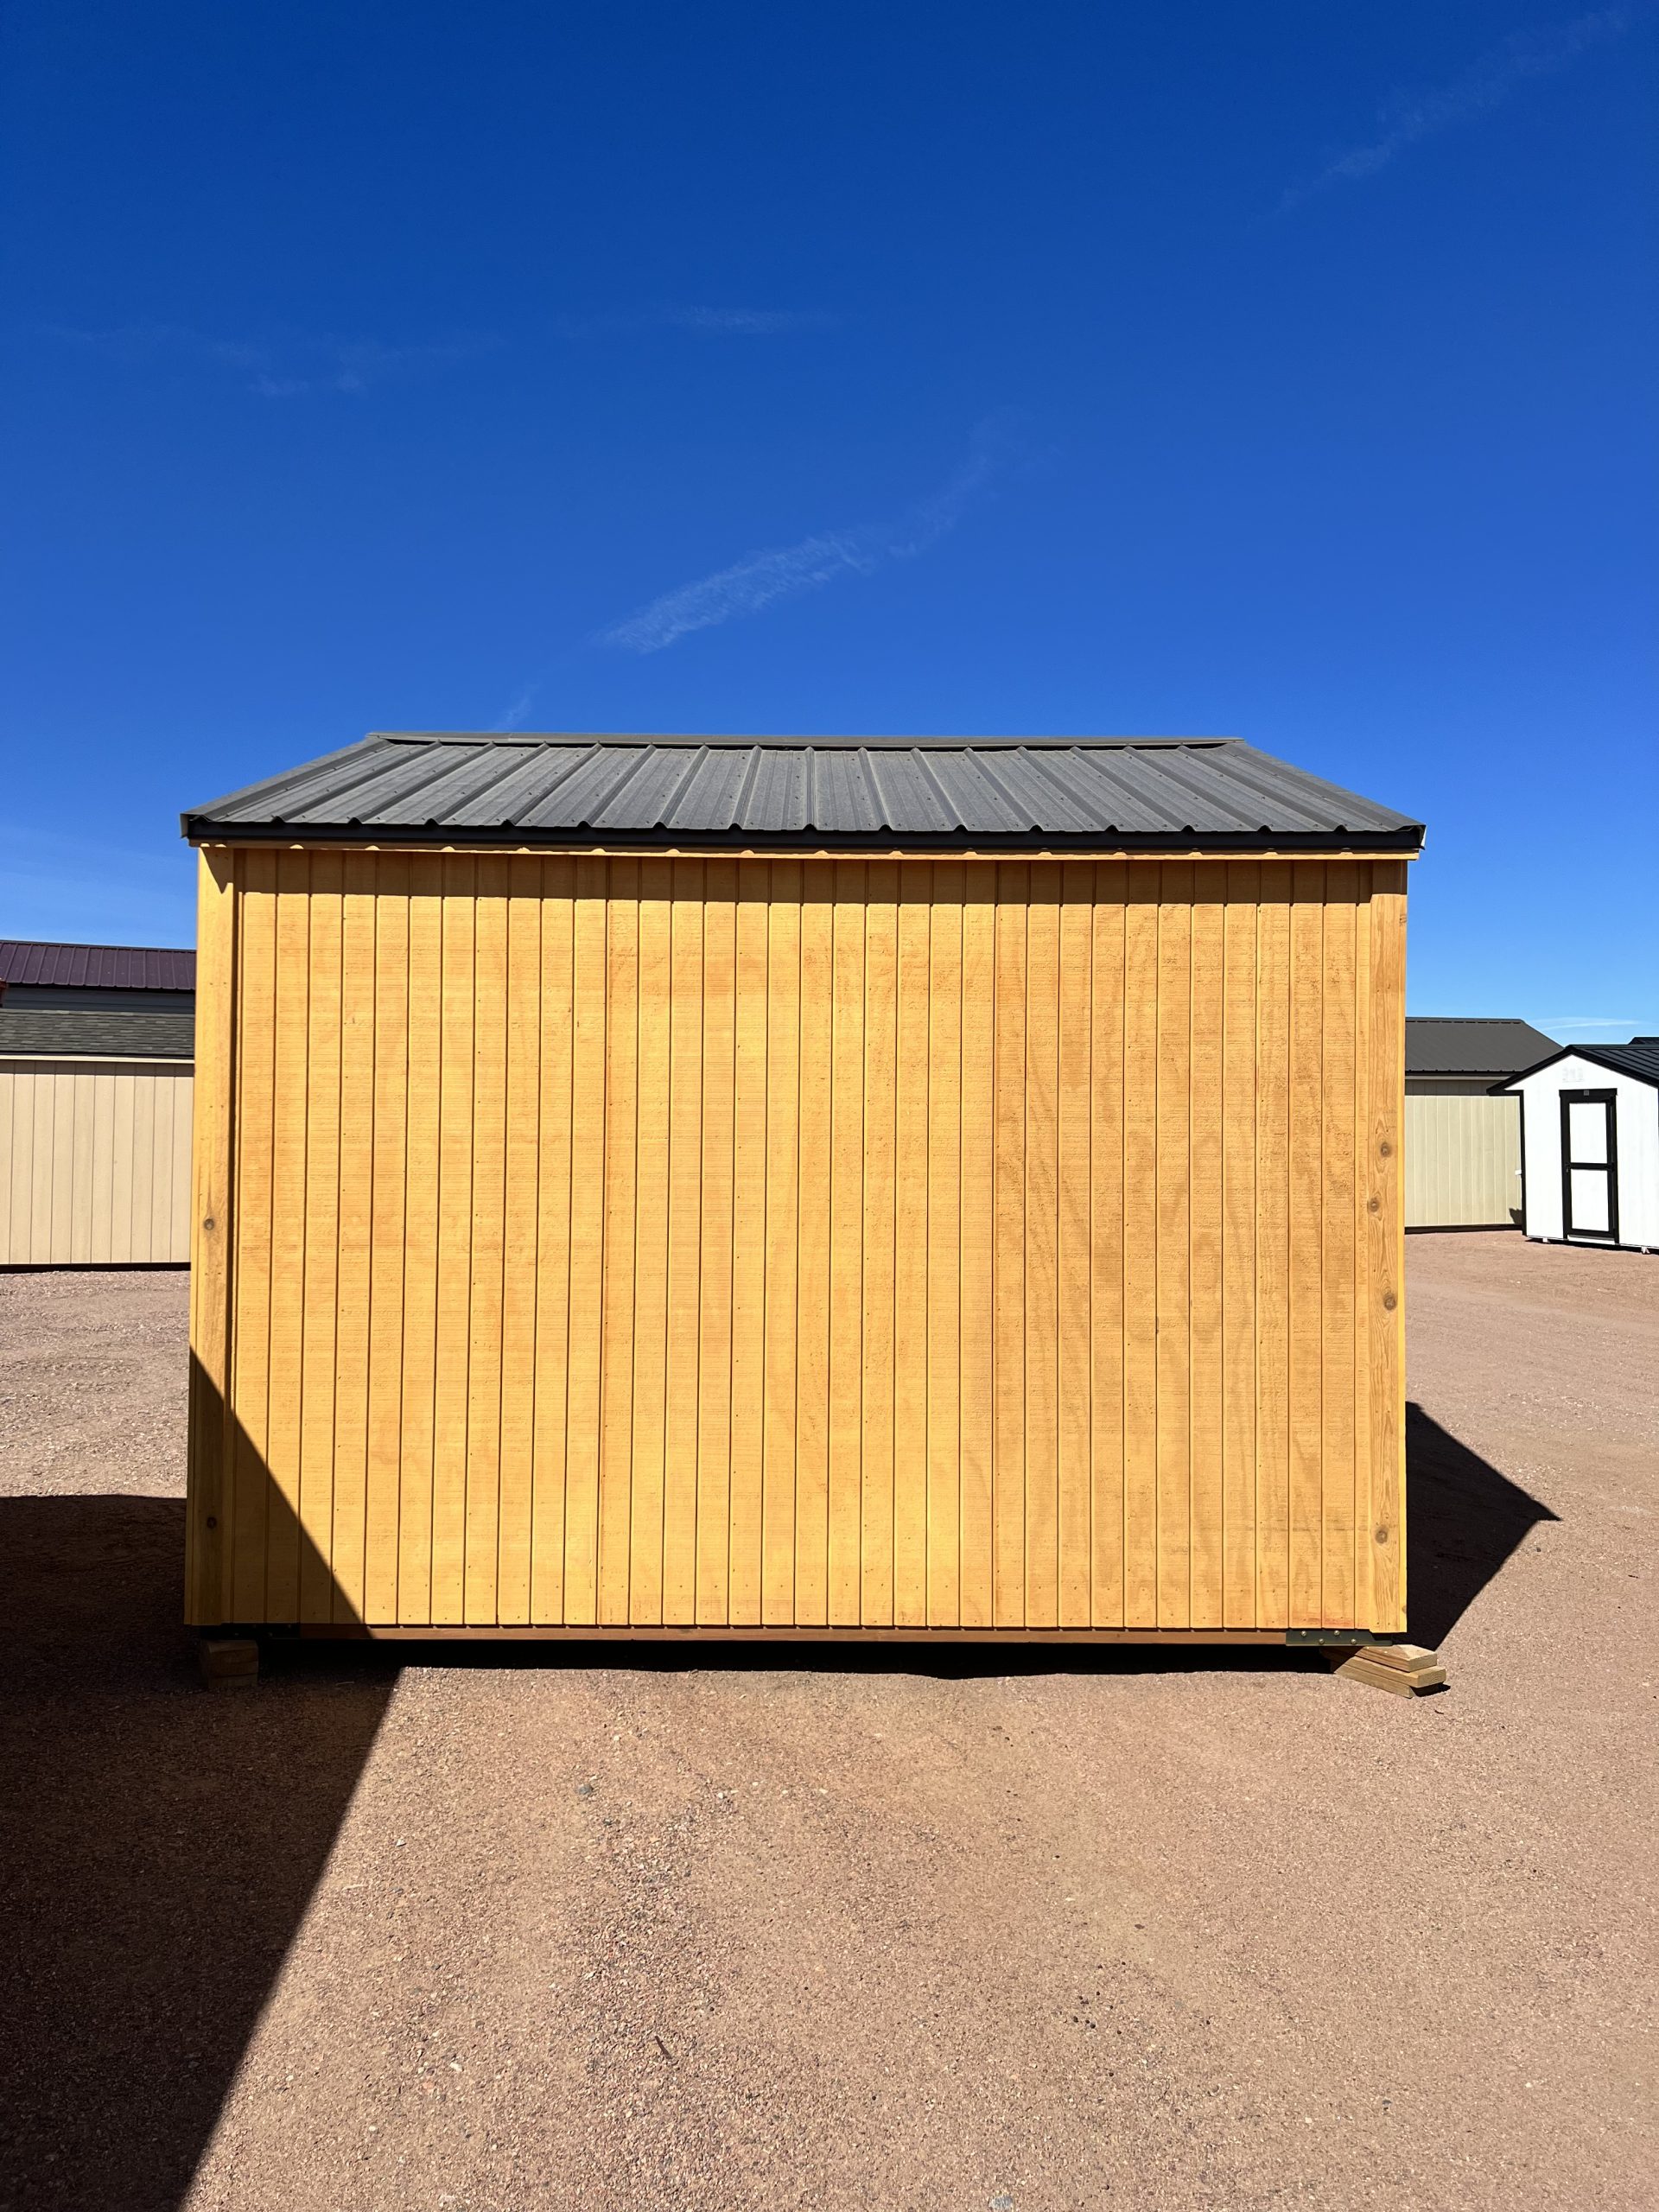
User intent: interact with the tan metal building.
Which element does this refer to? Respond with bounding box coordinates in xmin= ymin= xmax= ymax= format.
xmin=1403 ymin=1018 xmax=1555 ymax=1230
xmin=182 ymin=733 xmax=1425 ymax=1650
xmin=0 ymin=1007 xmax=195 ymax=1266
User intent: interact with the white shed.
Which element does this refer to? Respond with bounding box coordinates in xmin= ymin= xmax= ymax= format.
xmin=1496 ymin=1040 xmax=1659 ymax=1252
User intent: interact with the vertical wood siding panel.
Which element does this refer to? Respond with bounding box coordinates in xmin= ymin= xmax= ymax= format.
xmin=497 ymin=863 xmax=543 ymax=1624
xmin=563 ymin=861 xmax=609 ymax=1623
xmin=628 ymin=862 xmax=672 ymax=1628
xmin=893 ymin=863 xmax=931 ymax=1627
xmin=332 ymin=855 xmax=377 ymax=1622
xmin=1352 ymin=887 xmax=1374 ymax=1628
xmin=1056 ymin=864 xmax=1093 ymax=1627
xmin=696 ymin=861 xmax=738 ymax=1624
xmin=1319 ymin=868 xmax=1358 ymax=1627
xmin=761 ymin=867 xmax=800 ymax=1624
xmin=794 ymin=864 xmax=835 ymax=1625
xmin=1221 ymin=864 xmax=1260 ymax=1627
xmin=1122 ymin=866 xmax=1160 ymax=1628
xmin=431 ymin=861 xmax=476 ymax=1625
xmin=991 ymin=866 xmax=1027 ymax=1627
xmin=398 ymin=858 xmax=443 ymax=1623
xmin=1254 ymin=865 xmax=1293 ymax=1626
xmin=1287 ymin=863 xmax=1325 ymax=1628
xmin=530 ymin=862 xmax=575 ymax=1623
xmin=463 ymin=863 xmax=509 ymax=1624
xmin=365 ymin=855 xmax=409 ymax=1624
xmin=860 ymin=863 xmax=899 ymax=1628
xmin=599 ymin=863 xmax=641 ymax=1625
xmin=231 ymin=850 xmax=276 ymax=1620
xmin=926 ymin=864 xmax=963 ymax=1626
xmin=957 ymin=866 xmax=997 ymax=1628
xmin=661 ymin=861 xmax=703 ymax=1624
xmin=728 ymin=868 xmax=769 ymax=1625
xmin=1023 ymin=868 xmax=1061 ymax=1628
xmin=1368 ymin=866 xmax=1408 ymax=1632
xmin=1155 ymin=864 xmax=1192 ymax=1625
xmin=1188 ymin=864 xmax=1226 ymax=1628
xmin=186 ymin=850 xmax=236 ymax=1624
xmin=1090 ymin=864 xmax=1127 ymax=1625
xmin=266 ymin=853 xmax=312 ymax=1622
xmin=828 ymin=867 xmax=867 ymax=1624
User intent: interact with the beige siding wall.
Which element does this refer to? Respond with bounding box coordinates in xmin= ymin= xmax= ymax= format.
xmin=0 ymin=1059 xmax=194 ymax=1265
xmin=188 ymin=848 xmax=1408 ymax=1636
xmin=1404 ymin=1094 xmax=1521 ymax=1228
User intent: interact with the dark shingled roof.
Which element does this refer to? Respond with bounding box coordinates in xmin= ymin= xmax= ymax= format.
xmin=0 ymin=1010 xmax=195 ymax=1061
xmin=0 ymin=939 xmax=196 ymax=992
xmin=1406 ymin=1018 xmax=1558 ymax=1077
xmin=182 ymin=732 xmax=1425 ymax=854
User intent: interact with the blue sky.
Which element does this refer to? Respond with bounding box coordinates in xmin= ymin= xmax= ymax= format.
xmin=3 ymin=0 xmax=1655 ymax=1039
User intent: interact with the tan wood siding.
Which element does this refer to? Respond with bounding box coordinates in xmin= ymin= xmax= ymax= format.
xmin=1 ymin=1058 xmax=194 ymax=1266
xmin=188 ymin=850 xmax=1409 ymax=1635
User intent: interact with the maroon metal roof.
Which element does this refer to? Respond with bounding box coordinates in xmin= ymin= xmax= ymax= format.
xmin=0 ymin=940 xmax=196 ymax=990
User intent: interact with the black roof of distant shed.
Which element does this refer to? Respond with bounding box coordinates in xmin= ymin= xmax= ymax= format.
xmin=182 ymin=733 xmax=1425 ymax=854
xmin=1405 ymin=1018 xmax=1558 ymax=1077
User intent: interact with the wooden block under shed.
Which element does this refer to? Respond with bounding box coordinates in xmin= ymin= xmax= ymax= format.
xmin=1329 ymin=1644 xmax=1446 ymax=1696
xmin=198 ymin=1636 xmax=259 ymax=1689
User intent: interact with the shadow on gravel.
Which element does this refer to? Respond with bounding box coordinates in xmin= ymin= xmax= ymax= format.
xmin=0 ymin=1494 xmax=397 ymax=2212
xmin=1406 ymin=1402 xmax=1558 ymax=1648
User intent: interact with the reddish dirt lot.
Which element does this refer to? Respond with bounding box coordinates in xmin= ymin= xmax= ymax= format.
xmin=1 ymin=1234 xmax=1655 ymax=2211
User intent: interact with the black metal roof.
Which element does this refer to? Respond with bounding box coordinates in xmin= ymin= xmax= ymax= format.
xmin=1494 ymin=1038 xmax=1659 ymax=1093
xmin=1405 ymin=1018 xmax=1558 ymax=1077
xmin=181 ymin=733 xmax=1424 ymax=854
xmin=0 ymin=938 xmax=195 ymax=991
xmin=0 ymin=1010 xmax=195 ymax=1061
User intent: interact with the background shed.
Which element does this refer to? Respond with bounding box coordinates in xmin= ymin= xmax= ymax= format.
xmin=0 ymin=943 xmax=197 ymax=1267
xmin=1403 ymin=1016 xmax=1556 ymax=1231
xmin=182 ymin=733 xmax=1425 ymax=1642
xmin=1497 ymin=1040 xmax=1659 ymax=1250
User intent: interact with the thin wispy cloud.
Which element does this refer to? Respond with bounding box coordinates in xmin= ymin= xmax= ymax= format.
xmin=596 ymin=414 xmax=1027 ymax=655
xmin=559 ymin=305 xmax=839 ymax=338
xmin=1282 ymin=7 xmax=1648 ymax=207
xmin=42 ymin=321 xmax=499 ymax=396
xmin=1539 ymin=1016 xmax=1643 ymax=1029
xmin=492 ymin=685 xmax=539 ymax=733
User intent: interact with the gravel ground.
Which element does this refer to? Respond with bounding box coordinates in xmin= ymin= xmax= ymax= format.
xmin=1 ymin=1236 xmax=1654 ymax=2212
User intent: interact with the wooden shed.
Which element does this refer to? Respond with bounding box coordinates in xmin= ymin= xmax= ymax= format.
xmin=182 ymin=733 xmax=1427 ymax=1657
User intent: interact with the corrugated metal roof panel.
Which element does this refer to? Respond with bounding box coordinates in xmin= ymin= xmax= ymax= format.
xmin=182 ymin=734 xmax=1424 ymax=853
xmin=0 ymin=941 xmax=196 ymax=991
xmin=1406 ymin=1018 xmax=1560 ymax=1076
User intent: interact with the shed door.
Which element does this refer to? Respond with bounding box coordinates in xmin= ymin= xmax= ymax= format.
xmin=1561 ymin=1090 xmax=1618 ymax=1243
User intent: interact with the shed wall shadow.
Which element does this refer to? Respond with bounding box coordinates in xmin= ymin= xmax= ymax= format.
xmin=0 ymin=1490 xmax=395 ymax=2212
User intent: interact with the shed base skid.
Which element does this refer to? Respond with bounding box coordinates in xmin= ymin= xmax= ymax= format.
xmin=197 ymin=1635 xmax=259 ymax=1689
xmin=1328 ymin=1643 xmax=1446 ymax=1696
